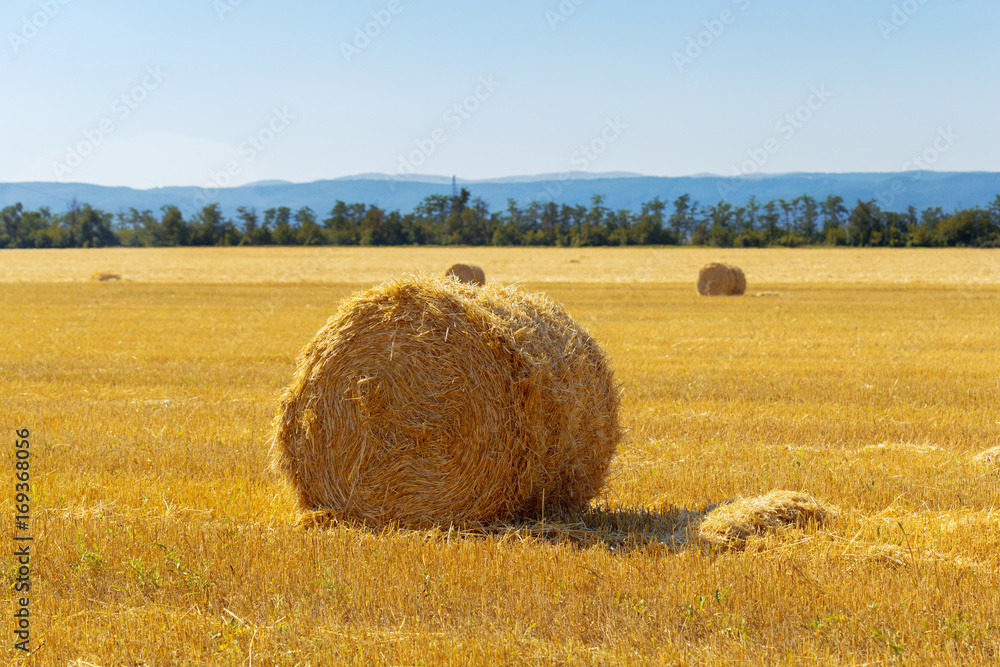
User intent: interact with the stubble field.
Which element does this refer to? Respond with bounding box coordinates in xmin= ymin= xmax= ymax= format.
xmin=2 ymin=247 xmax=999 ymax=665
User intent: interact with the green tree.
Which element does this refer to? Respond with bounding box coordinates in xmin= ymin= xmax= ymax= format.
xmin=990 ymin=195 xmax=1000 ymax=245
xmin=0 ymin=203 xmax=25 ymax=248
xmin=760 ymin=201 xmax=781 ymax=245
xmin=359 ymin=206 xmax=385 ymax=246
xmin=22 ymin=208 xmax=58 ymax=247
xmin=444 ymin=195 xmax=492 ymax=245
xmin=295 ymin=207 xmax=323 ymax=245
xmin=63 ymin=202 xmax=118 ymax=248
xmin=820 ymin=195 xmax=848 ymax=245
xmin=847 ymin=199 xmax=883 ymax=246
xmin=733 ymin=196 xmax=763 ymax=247
xmin=777 ymin=198 xmax=795 ymax=235
xmin=116 ymin=208 xmax=161 ymax=247
xmin=324 ymin=201 xmax=366 ymax=245
xmin=795 ymin=195 xmax=819 ymax=243
xmin=537 ymin=201 xmax=562 ymax=246
xmin=502 ymin=199 xmax=535 ymax=245
xmin=689 ymin=219 xmax=708 ymax=246
xmin=606 ymin=209 xmax=634 ymax=245
xmin=668 ymin=194 xmax=697 ymax=242
xmin=442 ymin=188 xmax=472 ymax=244
xmin=881 ymin=211 xmax=909 ymax=247
xmin=191 ymin=204 xmax=227 ymax=245
xmin=236 ymin=206 xmax=262 ymax=245
xmin=159 ymin=205 xmax=189 ymax=246
xmin=381 ymin=210 xmax=408 ymax=245
xmin=575 ymin=195 xmax=608 ymax=246
xmin=707 ymin=201 xmax=735 ymax=247
xmin=267 ymin=207 xmax=295 ymax=245
xmin=634 ymin=198 xmax=667 ymax=244
xmin=934 ymin=208 xmax=995 ymax=247
xmin=909 ymin=207 xmax=944 ymax=247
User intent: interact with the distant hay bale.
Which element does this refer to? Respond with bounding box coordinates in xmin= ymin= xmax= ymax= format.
xmin=730 ymin=266 xmax=746 ymax=295
xmin=697 ymin=263 xmax=746 ymax=296
xmin=972 ymin=446 xmax=1000 ymax=466
xmin=697 ymin=490 xmax=839 ymax=546
xmin=91 ymin=271 xmax=121 ymax=282
xmin=697 ymin=263 xmax=732 ymax=296
xmin=271 ymin=274 xmax=621 ymax=527
xmin=445 ymin=263 xmax=486 ymax=285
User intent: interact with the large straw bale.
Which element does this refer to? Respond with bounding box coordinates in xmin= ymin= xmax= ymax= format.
xmin=697 ymin=263 xmax=746 ymax=296
xmin=445 ymin=263 xmax=486 ymax=285
xmin=697 ymin=490 xmax=839 ymax=546
xmin=271 ymin=274 xmax=620 ymax=527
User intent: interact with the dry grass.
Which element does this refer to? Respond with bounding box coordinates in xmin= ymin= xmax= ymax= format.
xmin=972 ymin=446 xmax=1000 ymax=466
xmin=273 ymin=275 xmax=620 ymax=526
xmin=1 ymin=248 xmax=999 ymax=665
xmin=696 ymin=490 xmax=839 ymax=547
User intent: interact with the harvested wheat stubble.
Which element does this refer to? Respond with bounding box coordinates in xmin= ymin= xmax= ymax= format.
xmin=697 ymin=263 xmax=746 ymax=296
xmin=972 ymin=446 xmax=1000 ymax=465
xmin=697 ymin=490 xmax=839 ymax=546
xmin=445 ymin=263 xmax=486 ymax=285
xmin=272 ymin=274 xmax=621 ymax=527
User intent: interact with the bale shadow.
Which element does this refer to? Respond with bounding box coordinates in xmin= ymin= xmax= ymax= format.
xmin=487 ymin=503 xmax=722 ymax=552
xmin=299 ymin=489 xmax=841 ymax=555
xmin=298 ymin=503 xmax=722 ymax=554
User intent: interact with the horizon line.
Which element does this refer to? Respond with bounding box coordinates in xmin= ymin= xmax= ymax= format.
xmin=4 ymin=169 xmax=998 ymax=191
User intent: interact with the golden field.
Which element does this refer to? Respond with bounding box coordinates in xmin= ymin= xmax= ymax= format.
xmin=1 ymin=247 xmax=999 ymax=665
xmin=2 ymin=246 xmax=1000 ymax=285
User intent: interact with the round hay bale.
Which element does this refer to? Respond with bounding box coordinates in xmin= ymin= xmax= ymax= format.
xmin=271 ymin=275 xmax=621 ymax=527
xmin=697 ymin=490 xmax=839 ymax=547
xmin=445 ymin=263 xmax=486 ymax=286
xmin=471 ymin=265 xmax=486 ymax=285
xmin=730 ymin=266 xmax=746 ymax=295
xmin=696 ymin=263 xmax=734 ymax=296
xmin=697 ymin=263 xmax=745 ymax=296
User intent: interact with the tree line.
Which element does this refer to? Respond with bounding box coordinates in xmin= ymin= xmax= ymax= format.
xmin=2 ymin=190 xmax=999 ymax=249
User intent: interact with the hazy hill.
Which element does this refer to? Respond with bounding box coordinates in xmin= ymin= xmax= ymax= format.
xmin=3 ymin=172 xmax=998 ymax=218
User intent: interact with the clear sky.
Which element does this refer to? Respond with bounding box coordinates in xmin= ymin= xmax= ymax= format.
xmin=2 ymin=0 xmax=997 ymax=188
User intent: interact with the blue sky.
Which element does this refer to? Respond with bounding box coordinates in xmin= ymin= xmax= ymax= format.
xmin=2 ymin=0 xmax=997 ymax=188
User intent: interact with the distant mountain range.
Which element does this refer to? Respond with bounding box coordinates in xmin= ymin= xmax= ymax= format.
xmin=3 ymin=171 xmax=999 ymax=219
